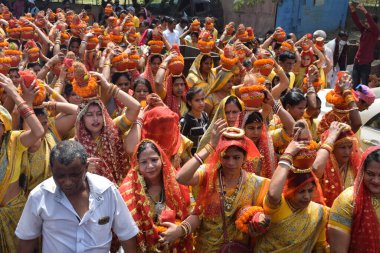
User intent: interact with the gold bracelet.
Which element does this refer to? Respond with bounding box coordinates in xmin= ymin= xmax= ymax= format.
xmin=51 ymin=91 xmax=59 ymax=100
xmin=320 ymin=143 xmax=333 ymax=153
xmin=205 ymin=143 xmax=215 ymax=154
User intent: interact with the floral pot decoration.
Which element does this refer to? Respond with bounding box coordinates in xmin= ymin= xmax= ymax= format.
xmin=302 ymin=64 xmax=323 ymax=93
xmin=168 ymin=44 xmax=184 ymax=76
xmin=99 ymin=35 xmax=111 ymax=49
xmin=254 ymin=58 xmax=275 ymax=77
xmin=72 ymin=61 xmax=98 ymax=98
xmin=126 ymin=48 xmax=140 ymax=70
xmin=0 ymin=51 xmax=12 ymax=74
xmin=235 ymin=24 xmax=248 ymax=42
xmin=105 ymin=4 xmax=113 ymax=16
xmin=110 ymin=26 xmax=123 ymax=44
xmin=292 ymin=141 xmax=318 ymax=171
xmin=2 ymin=7 xmax=11 ymax=21
xmin=70 ymin=15 xmax=87 ymax=38
xmin=65 ymin=11 xmax=75 ymax=26
xmin=0 ymin=35 xmax=9 ymax=48
xmin=246 ymin=27 xmax=254 ymax=42
xmin=35 ymin=11 xmax=46 ymax=28
xmin=87 ymin=36 xmax=99 ymax=51
xmin=64 ymin=52 xmax=76 ymax=81
xmin=6 ymin=19 xmax=21 ymax=40
xmin=18 ymin=70 xmax=47 ymax=106
xmin=48 ymin=11 xmax=56 ymax=23
xmin=127 ymin=27 xmax=138 ymax=44
xmin=24 ymin=41 xmax=40 ymax=63
xmin=155 ymin=209 xmax=181 ymax=233
xmin=235 ymin=206 xmax=269 ymax=234
xmin=225 ymin=22 xmax=235 ymax=36
xmin=279 ymin=41 xmax=293 ymax=54
xmin=239 ymin=76 xmax=266 ymax=110
xmin=20 ymin=26 xmax=35 ymax=40
xmin=111 ymin=52 xmax=129 ymax=72
xmin=148 ymin=28 xmax=164 ymax=54
xmin=198 ymin=31 xmax=214 ymax=54
xmin=4 ymin=43 xmax=22 ymax=68
xmin=190 ymin=19 xmax=201 ymax=32
xmin=92 ymin=23 xmax=103 ymax=37
xmin=274 ymin=27 xmax=286 ymax=42
xmin=205 ymin=17 xmax=214 ymax=33
xmin=314 ymin=37 xmax=325 ymax=52
xmin=220 ymin=45 xmax=238 ymax=71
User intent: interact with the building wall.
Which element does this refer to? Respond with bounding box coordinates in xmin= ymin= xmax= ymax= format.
xmin=276 ymin=0 xmax=348 ymax=37
xmin=220 ymin=0 xmax=277 ymax=37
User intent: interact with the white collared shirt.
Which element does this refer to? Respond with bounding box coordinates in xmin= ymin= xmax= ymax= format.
xmin=163 ymin=29 xmax=180 ymax=46
xmin=16 ymin=173 xmax=138 ymax=253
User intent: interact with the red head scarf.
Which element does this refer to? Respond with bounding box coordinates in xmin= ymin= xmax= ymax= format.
xmin=119 ymin=139 xmax=191 ymax=252
xmin=284 ymin=171 xmax=326 ymax=205
xmin=350 ymin=146 xmax=380 ymax=253
xmin=194 ymin=132 xmax=260 ymax=218
xmin=300 ymin=49 xmax=315 ymax=68
xmin=320 ymin=127 xmax=362 ymax=206
xmin=75 ymin=99 xmax=128 ymax=184
xmin=142 ymin=106 xmax=181 ymax=158
xmin=236 ymin=110 xmax=276 ymax=178
xmin=164 ymin=74 xmax=189 ymax=117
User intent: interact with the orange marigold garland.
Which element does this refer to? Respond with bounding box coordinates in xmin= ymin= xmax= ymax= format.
xmin=72 ymin=75 xmax=97 ymax=98
xmin=148 ymin=40 xmax=164 ymax=54
xmin=17 ymin=79 xmax=46 ymax=106
xmin=72 ymin=61 xmax=98 ymax=98
xmin=302 ymin=77 xmax=323 ymax=93
xmin=235 ymin=206 xmax=267 ymax=234
xmin=155 ymin=220 xmax=182 ymax=233
xmin=0 ymin=53 xmax=12 ymax=74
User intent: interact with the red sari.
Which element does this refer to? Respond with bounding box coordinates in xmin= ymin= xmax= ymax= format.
xmin=75 ymin=99 xmax=128 ymax=185
xmin=119 ymin=139 xmax=192 ymax=252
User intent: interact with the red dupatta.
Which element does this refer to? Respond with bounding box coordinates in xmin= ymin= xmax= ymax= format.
xmin=118 ymin=139 xmax=192 ymax=252
xmin=194 ymin=133 xmax=260 ymax=218
xmin=75 ymin=99 xmax=129 ymax=185
xmin=350 ymin=146 xmax=380 ymax=253
xmin=320 ymin=128 xmax=362 ymax=206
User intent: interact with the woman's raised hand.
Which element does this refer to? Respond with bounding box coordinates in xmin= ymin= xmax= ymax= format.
xmin=210 ymin=119 xmax=227 ymax=149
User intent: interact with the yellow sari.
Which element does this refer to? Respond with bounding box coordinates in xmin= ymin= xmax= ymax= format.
xmin=186 ymin=53 xmax=216 ymax=92
xmin=196 ymin=172 xmax=270 ymax=252
xmin=255 ymin=196 xmax=329 ymax=253
xmin=20 ymin=118 xmax=60 ymax=196
xmin=205 ymin=69 xmax=234 ymax=120
xmin=197 ymin=95 xmax=244 ymax=152
xmin=0 ymin=107 xmax=29 ymax=253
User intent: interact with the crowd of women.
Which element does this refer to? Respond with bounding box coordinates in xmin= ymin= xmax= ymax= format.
xmin=0 ymin=3 xmax=379 ymax=253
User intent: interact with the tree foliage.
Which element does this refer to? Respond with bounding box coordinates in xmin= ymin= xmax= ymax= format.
xmin=233 ymin=0 xmax=279 ymax=11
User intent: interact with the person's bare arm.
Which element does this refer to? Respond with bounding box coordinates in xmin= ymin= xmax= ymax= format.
xmin=267 ymin=137 xmax=303 ymax=206
xmin=271 ymin=61 xmax=290 ymax=100
xmin=176 ymin=119 xmax=226 ymax=185
xmin=120 ymin=237 xmax=138 ymax=253
xmin=328 ymin=228 xmax=350 ymax=253
xmin=44 ymin=101 xmax=78 ymax=138
xmin=0 ymin=74 xmax=44 ymax=147
xmin=313 ymin=122 xmax=345 ymax=179
xmin=90 ymin=71 xmax=141 ymax=122
xmin=17 ymin=238 xmax=39 ymax=253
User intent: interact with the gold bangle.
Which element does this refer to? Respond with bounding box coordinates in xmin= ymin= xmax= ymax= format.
xmin=51 ymin=91 xmax=59 ymax=100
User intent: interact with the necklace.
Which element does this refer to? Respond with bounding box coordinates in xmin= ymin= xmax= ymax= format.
xmin=219 ymin=169 xmax=243 ymax=212
xmin=148 ymin=187 xmax=165 ymax=219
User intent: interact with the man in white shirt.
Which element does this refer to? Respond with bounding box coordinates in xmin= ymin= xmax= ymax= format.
xmin=175 ymin=17 xmax=188 ymax=36
xmin=163 ymin=17 xmax=180 ymax=46
xmin=16 ymin=140 xmax=138 ymax=253
xmin=324 ymin=31 xmax=349 ymax=87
